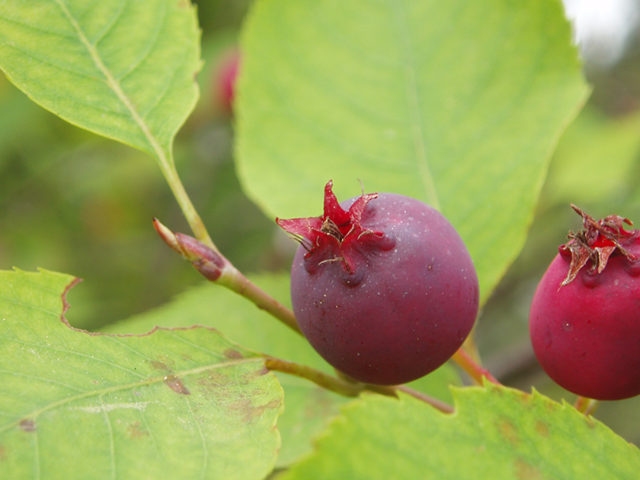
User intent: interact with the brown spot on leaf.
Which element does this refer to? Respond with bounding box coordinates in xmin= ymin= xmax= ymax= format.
xmin=0 ymin=444 xmax=6 ymax=461
xmin=151 ymin=360 xmax=170 ymax=372
xmin=18 ymin=419 xmax=36 ymax=432
xmin=177 ymin=0 xmax=189 ymax=8
xmin=241 ymin=365 xmax=270 ymax=382
xmin=164 ymin=375 xmax=190 ymax=395
xmin=223 ymin=349 xmax=243 ymax=359
xmin=535 ymin=421 xmax=550 ymax=437
xmin=227 ymin=397 xmax=281 ymax=423
xmin=229 ymin=397 xmax=251 ymax=410
xmin=243 ymin=398 xmax=281 ymax=423
xmin=518 ymin=392 xmax=534 ymax=408
xmin=514 ymin=458 xmax=544 ymax=480
xmin=198 ymin=372 xmax=233 ymax=388
xmin=127 ymin=421 xmax=149 ymax=439
xmin=498 ymin=419 xmax=520 ymax=446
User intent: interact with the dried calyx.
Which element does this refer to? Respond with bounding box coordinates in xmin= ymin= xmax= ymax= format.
xmin=276 ymin=180 xmax=392 ymax=273
xmin=559 ymin=204 xmax=638 ymax=287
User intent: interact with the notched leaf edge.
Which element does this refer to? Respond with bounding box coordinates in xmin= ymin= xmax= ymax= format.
xmin=56 ymin=268 xmax=243 ymax=342
xmin=1 ymin=269 xmax=285 ymax=435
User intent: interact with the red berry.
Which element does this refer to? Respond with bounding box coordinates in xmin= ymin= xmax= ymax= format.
xmin=277 ymin=181 xmax=479 ymax=385
xmin=214 ymin=50 xmax=240 ymax=114
xmin=529 ymin=205 xmax=640 ymax=400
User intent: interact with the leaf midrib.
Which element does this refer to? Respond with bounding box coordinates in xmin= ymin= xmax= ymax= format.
xmin=53 ymin=0 xmax=171 ymax=170
xmin=389 ymin=0 xmax=439 ymax=209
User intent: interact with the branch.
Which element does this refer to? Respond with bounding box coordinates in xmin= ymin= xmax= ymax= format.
xmin=153 ymin=219 xmax=302 ymax=335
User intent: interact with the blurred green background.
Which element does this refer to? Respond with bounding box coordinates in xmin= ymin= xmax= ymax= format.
xmin=2 ymin=0 xmax=640 ymax=441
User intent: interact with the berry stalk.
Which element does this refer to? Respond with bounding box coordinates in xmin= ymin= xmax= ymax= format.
xmin=574 ymin=396 xmax=599 ymax=416
xmin=264 ymin=358 xmax=455 ymax=413
xmin=396 ymin=385 xmax=455 ymax=414
xmin=264 ymin=358 xmax=365 ymax=397
xmin=155 ymin=174 xmax=497 ymax=394
xmin=451 ymin=348 xmax=500 ymax=385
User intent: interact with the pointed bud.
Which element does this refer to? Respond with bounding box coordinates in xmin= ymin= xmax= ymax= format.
xmin=153 ymin=218 xmax=226 ymax=281
xmin=153 ymin=217 xmax=182 ymax=254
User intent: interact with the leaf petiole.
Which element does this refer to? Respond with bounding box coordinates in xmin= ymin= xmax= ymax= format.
xmin=160 ymin=162 xmax=218 ymax=253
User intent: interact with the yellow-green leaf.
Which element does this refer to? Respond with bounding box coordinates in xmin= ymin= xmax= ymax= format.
xmin=0 ymin=0 xmax=200 ymax=167
xmin=0 ymin=269 xmax=282 ymax=480
xmin=236 ymin=0 xmax=590 ymax=304
xmin=281 ymin=383 xmax=640 ymax=480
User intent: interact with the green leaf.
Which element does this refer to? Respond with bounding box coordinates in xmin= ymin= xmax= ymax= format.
xmin=0 ymin=269 xmax=283 ymax=480
xmin=236 ymin=0 xmax=590 ymax=304
xmin=280 ymin=383 xmax=640 ymax=480
xmin=544 ymin=107 xmax=640 ymax=207
xmin=104 ymin=273 xmax=350 ymax=467
xmin=104 ymin=272 xmax=461 ymax=466
xmin=0 ymin=0 xmax=200 ymax=166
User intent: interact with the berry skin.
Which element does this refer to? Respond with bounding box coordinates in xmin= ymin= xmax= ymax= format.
xmin=277 ymin=181 xmax=479 ymax=385
xmin=529 ymin=205 xmax=640 ymax=400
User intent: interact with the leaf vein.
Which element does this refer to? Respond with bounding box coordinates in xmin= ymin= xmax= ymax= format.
xmin=256 ymin=68 xmax=399 ymax=168
xmin=114 ymin=1 xmax=166 ymax=81
xmin=388 ymin=0 xmax=439 ymax=209
xmin=140 ymin=46 xmax=188 ymax=121
xmin=0 ymin=335 xmax=148 ymax=379
xmin=0 ymin=357 xmax=264 ymax=434
xmin=186 ymin=396 xmax=208 ymax=479
xmin=0 ymin=369 xmax=86 ymax=393
xmin=101 ymin=396 xmax=117 ymax=480
xmin=53 ymin=0 xmax=171 ymax=168
xmin=90 ymin=0 xmax=128 ymax=46
xmin=278 ymin=20 xmax=402 ymax=127
xmin=0 ymin=13 xmax=76 ymax=40
xmin=161 ymin=330 xmax=228 ymax=360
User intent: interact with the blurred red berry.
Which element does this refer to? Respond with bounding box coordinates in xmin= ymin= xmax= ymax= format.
xmin=214 ymin=50 xmax=240 ymax=115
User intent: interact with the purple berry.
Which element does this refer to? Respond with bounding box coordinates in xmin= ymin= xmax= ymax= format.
xmin=277 ymin=181 xmax=479 ymax=385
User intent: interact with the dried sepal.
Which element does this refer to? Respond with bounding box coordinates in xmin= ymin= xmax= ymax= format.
xmin=560 ymin=238 xmax=592 ymax=287
xmin=559 ymin=205 xmax=638 ymax=287
xmin=276 ymin=180 xmax=384 ymax=273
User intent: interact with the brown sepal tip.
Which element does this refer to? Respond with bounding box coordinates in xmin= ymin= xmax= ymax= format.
xmin=559 ymin=205 xmax=637 ymax=287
